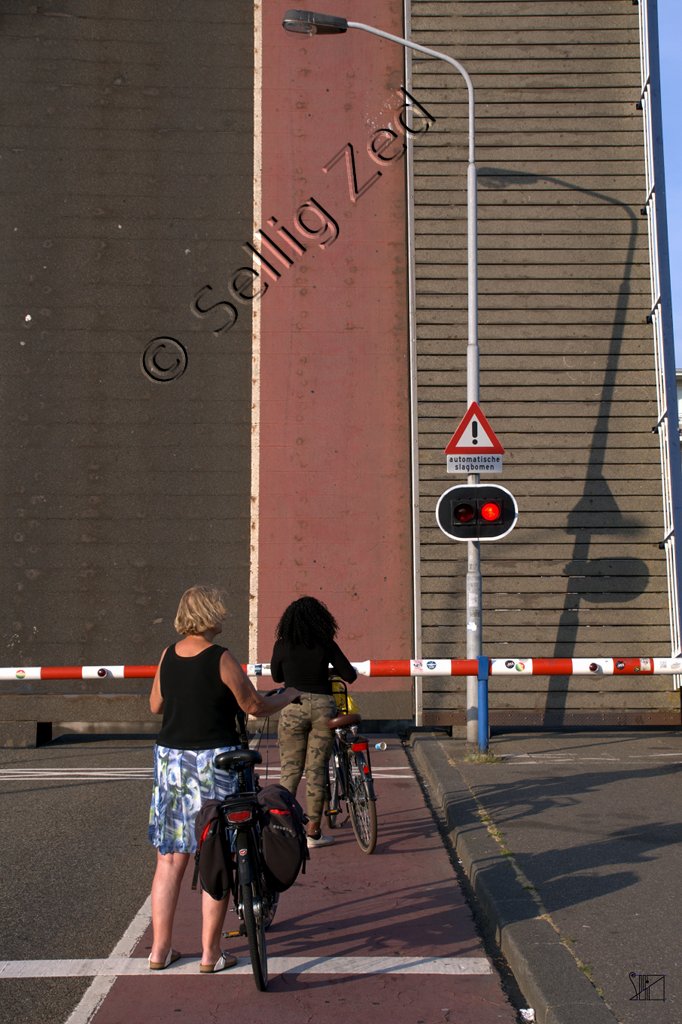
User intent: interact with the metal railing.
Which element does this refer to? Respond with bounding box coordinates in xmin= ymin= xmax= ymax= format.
xmin=638 ymin=0 xmax=682 ymax=682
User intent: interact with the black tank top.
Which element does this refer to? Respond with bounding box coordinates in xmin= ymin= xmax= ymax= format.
xmin=156 ymin=643 xmax=240 ymax=750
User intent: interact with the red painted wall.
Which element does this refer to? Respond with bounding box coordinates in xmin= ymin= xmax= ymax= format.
xmin=257 ymin=3 xmax=413 ymax=693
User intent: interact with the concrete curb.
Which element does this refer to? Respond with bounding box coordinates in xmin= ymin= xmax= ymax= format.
xmin=407 ymin=733 xmax=618 ymax=1024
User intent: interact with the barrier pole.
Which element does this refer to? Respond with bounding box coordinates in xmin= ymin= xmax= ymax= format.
xmin=2 ymin=656 xmax=682 ymax=682
xmin=477 ymin=655 xmax=490 ymax=753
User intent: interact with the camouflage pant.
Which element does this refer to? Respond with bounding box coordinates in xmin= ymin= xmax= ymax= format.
xmin=277 ymin=693 xmax=336 ymax=824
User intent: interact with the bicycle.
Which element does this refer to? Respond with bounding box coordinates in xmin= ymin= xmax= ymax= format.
xmin=323 ymin=682 xmax=378 ymax=854
xmin=213 ymin=746 xmax=278 ymax=991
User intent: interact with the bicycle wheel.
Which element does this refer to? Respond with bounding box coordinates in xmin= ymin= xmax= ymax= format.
xmin=240 ymin=871 xmax=268 ymax=990
xmin=347 ymin=751 xmax=378 ymax=854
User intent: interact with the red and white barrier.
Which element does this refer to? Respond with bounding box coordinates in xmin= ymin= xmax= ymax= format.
xmin=347 ymin=657 xmax=682 ymax=678
xmin=0 ymin=665 xmax=156 ymax=681
xmin=1 ymin=656 xmax=682 ymax=682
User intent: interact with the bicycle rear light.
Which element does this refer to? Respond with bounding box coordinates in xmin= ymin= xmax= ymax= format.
xmin=351 ymin=741 xmax=368 ymax=752
xmin=226 ymin=809 xmax=252 ymax=824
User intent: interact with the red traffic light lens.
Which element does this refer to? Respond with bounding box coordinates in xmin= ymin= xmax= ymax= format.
xmin=480 ymin=501 xmax=502 ymax=522
xmin=453 ymin=502 xmax=476 ymax=524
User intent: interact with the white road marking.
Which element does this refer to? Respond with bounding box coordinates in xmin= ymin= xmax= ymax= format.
xmin=0 ymin=955 xmax=493 ymax=978
xmin=0 ymin=768 xmax=152 ymax=774
xmin=64 ymin=896 xmax=152 ymax=1024
xmin=0 ymin=768 xmax=414 ymax=781
xmin=0 ymin=769 xmax=152 ymax=780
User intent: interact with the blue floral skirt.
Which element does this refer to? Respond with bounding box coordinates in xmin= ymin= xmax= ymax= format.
xmin=148 ymin=744 xmax=239 ymax=855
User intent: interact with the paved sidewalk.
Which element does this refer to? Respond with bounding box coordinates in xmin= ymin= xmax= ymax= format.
xmin=409 ymin=730 xmax=682 ymax=1024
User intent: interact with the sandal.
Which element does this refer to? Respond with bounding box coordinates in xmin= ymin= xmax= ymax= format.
xmin=200 ymin=951 xmax=238 ymax=974
xmin=148 ymin=949 xmax=182 ymax=971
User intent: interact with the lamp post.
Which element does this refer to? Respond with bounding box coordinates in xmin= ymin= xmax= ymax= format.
xmin=282 ymin=9 xmax=483 ymax=745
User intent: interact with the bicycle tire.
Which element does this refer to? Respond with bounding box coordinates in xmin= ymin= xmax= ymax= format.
xmin=240 ymin=870 xmax=268 ymax=990
xmin=347 ymin=752 xmax=378 ymax=854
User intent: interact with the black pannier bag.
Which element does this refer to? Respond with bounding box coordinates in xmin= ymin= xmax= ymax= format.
xmin=257 ymin=784 xmax=309 ymax=892
xmin=192 ymin=799 xmax=232 ymax=900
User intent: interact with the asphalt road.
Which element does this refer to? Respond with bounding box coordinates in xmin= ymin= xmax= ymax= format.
xmin=0 ymin=736 xmax=156 ymax=1024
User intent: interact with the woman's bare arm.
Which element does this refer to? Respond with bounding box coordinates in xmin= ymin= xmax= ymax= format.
xmin=149 ymin=648 xmax=168 ymax=714
xmin=220 ymin=650 xmax=300 ymax=715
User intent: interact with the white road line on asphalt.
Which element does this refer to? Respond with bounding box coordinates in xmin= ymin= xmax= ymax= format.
xmin=64 ymin=896 xmax=153 ymax=1024
xmin=0 ymin=769 xmax=415 ymax=781
xmin=0 ymin=769 xmax=152 ymax=774
xmin=0 ymin=770 xmax=152 ymax=780
xmin=0 ymin=955 xmax=493 ymax=978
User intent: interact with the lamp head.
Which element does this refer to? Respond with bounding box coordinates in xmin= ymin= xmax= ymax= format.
xmin=282 ymin=9 xmax=348 ymax=34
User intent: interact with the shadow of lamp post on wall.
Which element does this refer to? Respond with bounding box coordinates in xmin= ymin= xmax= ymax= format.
xmin=282 ymin=9 xmax=488 ymax=745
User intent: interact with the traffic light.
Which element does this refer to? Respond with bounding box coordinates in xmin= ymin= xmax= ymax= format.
xmin=436 ymin=484 xmax=518 ymax=541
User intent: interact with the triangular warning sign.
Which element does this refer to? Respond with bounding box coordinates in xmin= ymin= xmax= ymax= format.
xmin=444 ymin=402 xmax=505 ymax=455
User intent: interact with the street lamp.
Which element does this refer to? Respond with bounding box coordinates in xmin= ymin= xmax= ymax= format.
xmin=282 ymin=9 xmax=483 ymax=746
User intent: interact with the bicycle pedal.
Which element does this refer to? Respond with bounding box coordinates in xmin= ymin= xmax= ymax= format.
xmin=222 ymin=930 xmax=241 ymax=938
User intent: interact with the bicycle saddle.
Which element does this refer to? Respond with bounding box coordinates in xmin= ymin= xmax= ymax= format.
xmin=327 ymin=712 xmax=362 ymax=730
xmin=214 ymin=748 xmax=263 ymax=771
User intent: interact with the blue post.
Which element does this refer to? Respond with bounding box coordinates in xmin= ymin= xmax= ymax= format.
xmin=477 ymin=655 xmax=490 ymax=753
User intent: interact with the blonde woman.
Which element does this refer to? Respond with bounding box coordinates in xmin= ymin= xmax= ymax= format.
xmin=147 ymin=585 xmax=300 ymax=973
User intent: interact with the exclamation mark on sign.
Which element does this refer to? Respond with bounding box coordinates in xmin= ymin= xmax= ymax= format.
xmin=472 ymin=420 xmax=479 ymax=445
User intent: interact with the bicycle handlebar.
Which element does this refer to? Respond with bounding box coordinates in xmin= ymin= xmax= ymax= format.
xmin=265 ymin=687 xmax=302 ymax=704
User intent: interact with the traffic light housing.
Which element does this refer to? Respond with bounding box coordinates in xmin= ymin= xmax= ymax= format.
xmin=436 ymin=484 xmax=518 ymax=541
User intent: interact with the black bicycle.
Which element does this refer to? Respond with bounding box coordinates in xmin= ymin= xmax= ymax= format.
xmin=214 ymin=747 xmax=278 ymax=991
xmin=324 ymin=684 xmax=378 ymax=854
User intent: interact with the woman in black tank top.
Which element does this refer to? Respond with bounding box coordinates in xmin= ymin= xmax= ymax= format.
xmin=147 ymin=585 xmax=300 ymax=974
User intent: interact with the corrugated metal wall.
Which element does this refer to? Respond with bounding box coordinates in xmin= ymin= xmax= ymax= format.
xmin=409 ymin=0 xmax=679 ymax=726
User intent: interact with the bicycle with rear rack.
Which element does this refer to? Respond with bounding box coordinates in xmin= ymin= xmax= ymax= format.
xmin=323 ymin=681 xmax=378 ymax=854
xmin=213 ymin=746 xmax=278 ymax=991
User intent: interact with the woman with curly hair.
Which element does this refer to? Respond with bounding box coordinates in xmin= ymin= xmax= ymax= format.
xmin=271 ymin=596 xmax=357 ymax=848
xmin=147 ymin=584 xmax=300 ymax=973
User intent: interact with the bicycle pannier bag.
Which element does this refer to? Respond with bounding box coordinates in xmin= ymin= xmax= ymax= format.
xmin=257 ymin=784 xmax=309 ymax=892
xmin=192 ymin=799 xmax=232 ymax=900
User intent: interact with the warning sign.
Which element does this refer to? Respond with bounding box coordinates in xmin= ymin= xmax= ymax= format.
xmin=445 ymin=403 xmax=504 ymax=473
xmin=444 ymin=403 xmax=505 ymax=455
